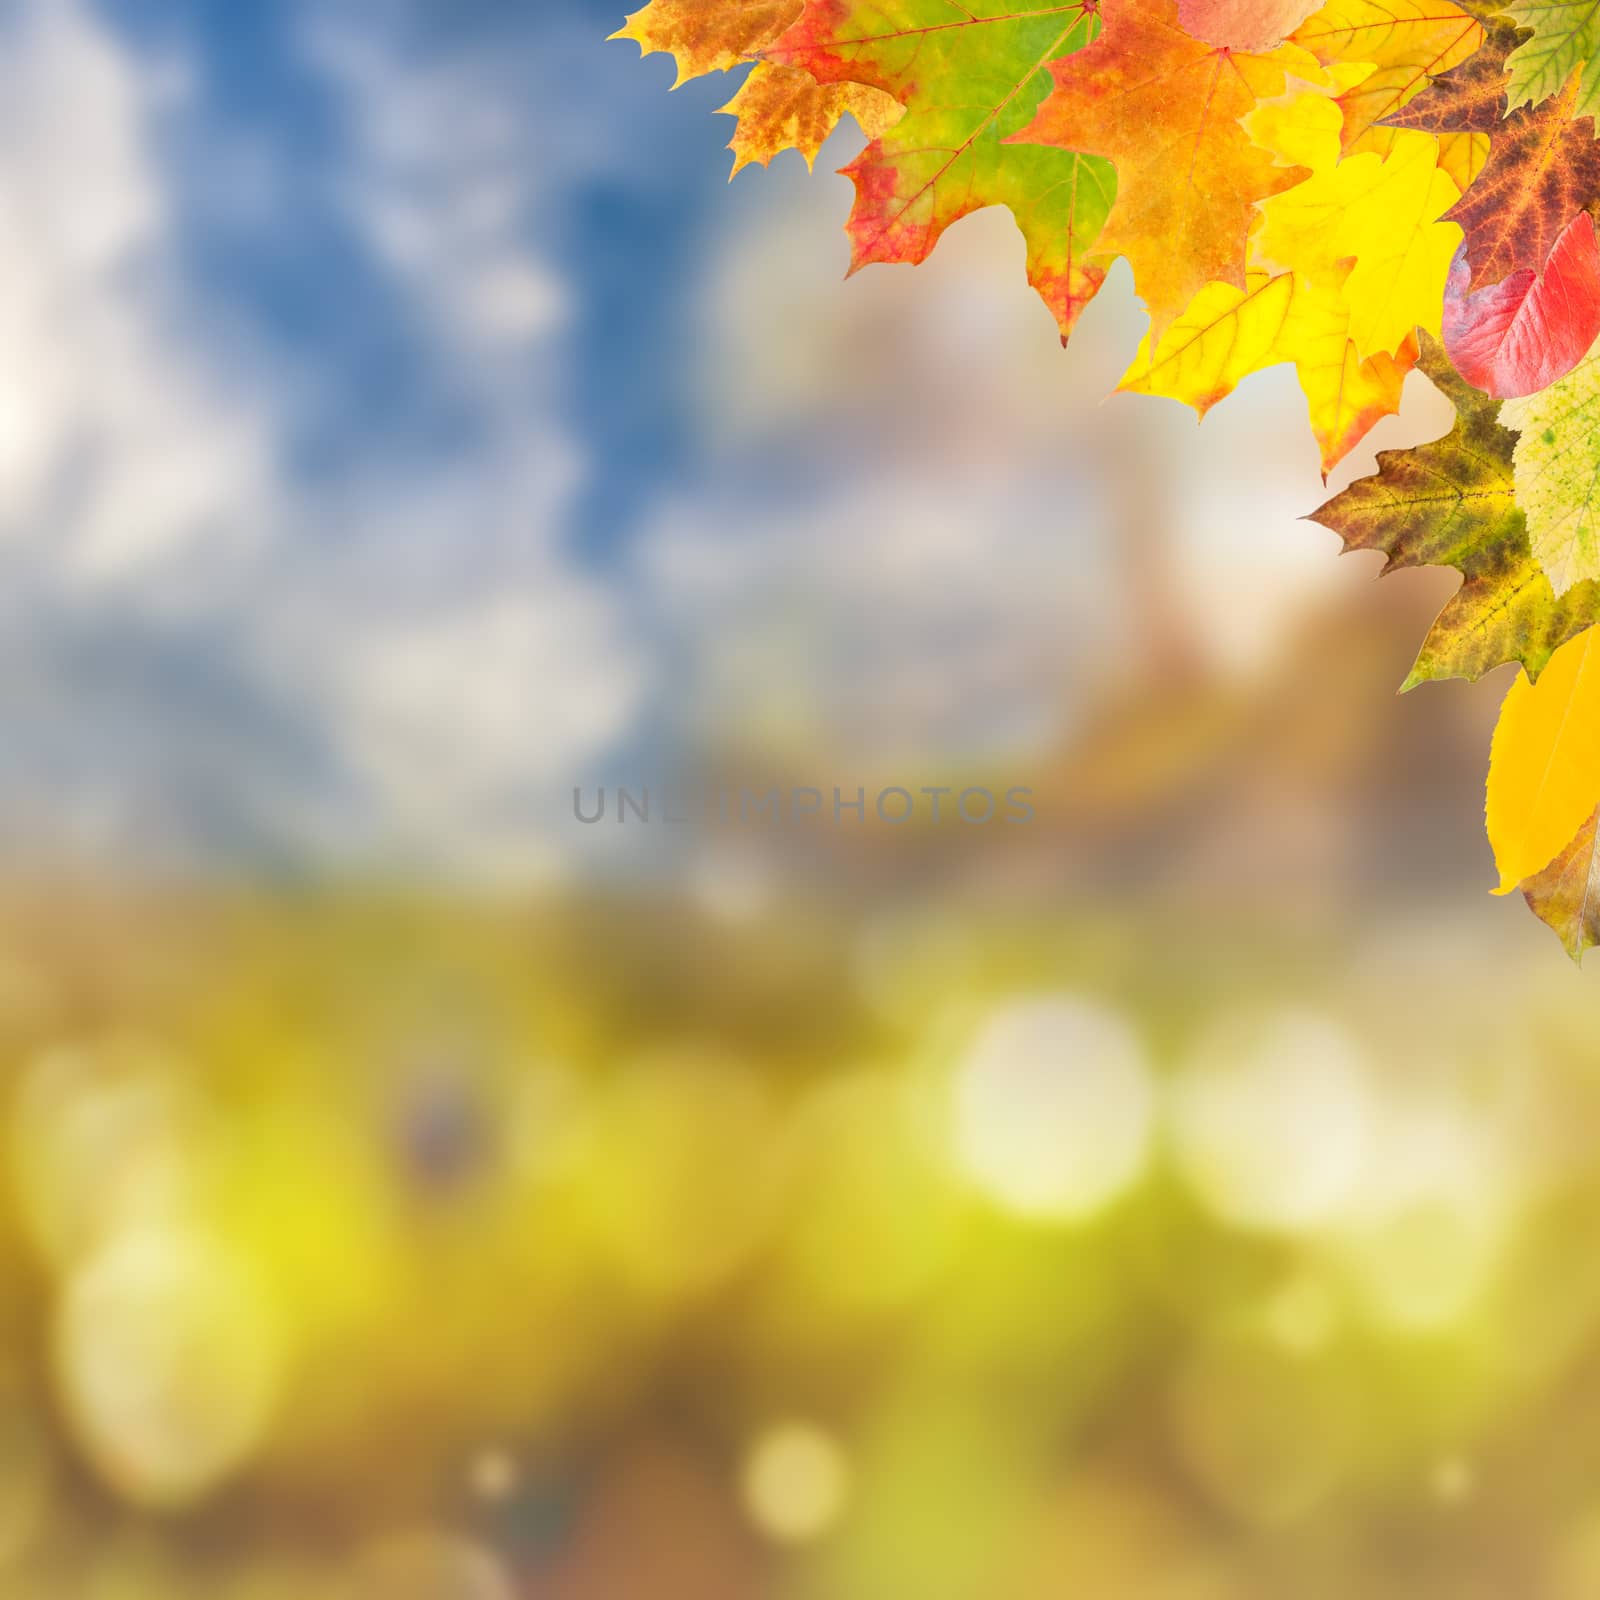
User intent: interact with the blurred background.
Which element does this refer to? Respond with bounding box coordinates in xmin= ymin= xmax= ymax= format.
xmin=0 ymin=0 xmax=1596 ymax=1595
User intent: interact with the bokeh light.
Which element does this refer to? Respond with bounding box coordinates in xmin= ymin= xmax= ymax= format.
xmin=11 ymin=1036 xmax=211 ymax=1268
xmin=740 ymin=1421 xmax=851 ymax=1546
xmin=1170 ymin=1009 xmax=1376 ymax=1234
xmin=952 ymin=996 xmax=1154 ymax=1222
xmin=55 ymin=1226 xmax=284 ymax=1508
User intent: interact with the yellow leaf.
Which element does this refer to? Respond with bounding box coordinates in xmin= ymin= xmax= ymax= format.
xmin=1351 ymin=125 xmax=1488 ymax=194
xmin=1289 ymin=0 xmax=1484 ymax=145
xmin=611 ymin=0 xmax=799 ymax=85
xmin=720 ymin=63 xmax=902 ymax=176
xmin=1254 ymin=128 xmax=1461 ymax=362
xmin=1119 ymin=264 xmax=1415 ymax=474
xmin=1242 ymin=77 xmax=1348 ymax=172
xmin=1244 ymin=69 xmax=1485 ymax=191
xmin=1486 ymin=629 xmax=1600 ymax=894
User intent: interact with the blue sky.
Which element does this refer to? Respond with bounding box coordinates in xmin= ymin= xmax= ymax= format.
xmin=97 ymin=0 xmax=735 ymax=548
xmin=0 ymin=0 xmax=1439 ymax=886
xmin=0 ymin=0 xmax=709 ymax=876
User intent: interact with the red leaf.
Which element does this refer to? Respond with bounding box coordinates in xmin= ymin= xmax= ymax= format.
xmin=1442 ymin=211 xmax=1600 ymax=400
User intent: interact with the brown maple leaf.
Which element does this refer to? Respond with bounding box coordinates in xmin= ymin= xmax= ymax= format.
xmin=1383 ymin=23 xmax=1600 ymax=288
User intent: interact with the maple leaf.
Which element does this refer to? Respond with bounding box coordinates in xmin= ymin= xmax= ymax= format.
xmin=1501 ymin=0 xmax=1600 ymax=121
xmin=1443 ymin=210 xmax=1600 ymax=396
xmin=612 ymin=0 xmax=798 ymax=81
xmin=1486 ymin=626 xmax=1600 ymax=892
xmin=1253 ymin=127 xmax=1462 ymax=361
xmin=1500 ymin=330 xmax=1600 ymax=594
xmin=614 ymin=1 xmax=901 ymax=179
xmin=1308 ymin=336 xmax=1600 ymax=687
xmin=1118 ymin=86 xmax=1421 ymax=472
xmin=1179 ymin=0 xmax=1322 ymax=49
xmin=721 ymin=64 xmax=902 ymax=176
xmin=1383 ymin=23 xmax=1600 ymax=288
xmin=767 ymin=1 xmax=1116 ymax=342
xmin=1007 ymin=0 xmax=1315 ymax=334
xmin=1521 ymin=801 xmax=1600 ymax=958
xmin=614 ymin=0 xmax=1600 ymax=961
xmin=1289 ymin=0 xmax=1485 ymax=151
xmin=1120 ymin=267 xmax=1418 ymax=473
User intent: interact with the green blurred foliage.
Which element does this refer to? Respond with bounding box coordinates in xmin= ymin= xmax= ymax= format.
xmin=0 ymin=883 xmax=1595 ymax=1597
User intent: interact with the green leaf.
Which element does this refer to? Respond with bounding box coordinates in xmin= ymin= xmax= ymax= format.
xmin=1502 ymin=0 xmax=1600 ymax=119
xmin=1308 ymin=335 xmax=1600 ymax=687
xmin=770 ymin=1 xmax=1116 ymax=342
xmin=1501 ymin=332 xmax=1600 ymax=595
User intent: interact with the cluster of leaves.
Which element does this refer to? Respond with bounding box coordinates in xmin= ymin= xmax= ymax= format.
xmin=616 ymin=0 xmax=1600 ymax=957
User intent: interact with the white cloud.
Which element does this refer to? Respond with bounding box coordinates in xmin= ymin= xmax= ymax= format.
xmin=264 ymin=13 xmax=646 ymax=872
xmin=306 ymin=19 xmax=572 ymax=364
xmin=0 ymin=0 xmax=272 ymax=588
xmin=0 ymin=0 xmax=647 ymax=879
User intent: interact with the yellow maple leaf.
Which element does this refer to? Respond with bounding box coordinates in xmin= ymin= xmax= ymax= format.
xmin=720 ymin=63 xmax=901 ymax=176
xmin=1290 ymin=0 xmax=1484 ymax=145
xmin=615 ymin=0 xmax=900 ymax=178
xmin=1487 ymin=628 xmax=1600 ymax=894
xmin=1244 ymin=73 xmax=1351 ymax=172
xmin=1119 ymin=265 xmax=1416 ymax=474
xmin=1284 ymin=55 xmax=1489 ymax=192
xmin=611 ymin=0 xmax=798 ymax=84
xmin=1253 ymin=127 xmax=1461 ymax=363
xmin=1345 ymin=121 xmax=1487 ymax=195
xmin=1120 ymin=81 xmax=1428 ymax=474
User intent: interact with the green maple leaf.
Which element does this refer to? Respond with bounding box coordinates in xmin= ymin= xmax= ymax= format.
xmin=1308 ymin=336 xmax=1600 ymax=688
xmin=1501 ymin=0 xmax=1600 ymax=119
xmin=767 ymin=1 xmax=1116 ymax=342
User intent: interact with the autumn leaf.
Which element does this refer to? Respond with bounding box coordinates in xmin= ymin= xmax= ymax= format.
xmin=1501 ymin=0 xmax=1600 ymax=121
xmin=1119 ymin=266 xmax=1418 ymax=474
xmin=1245 ymin=70 xmax=1352 ymax=169
xmin=1289 ymin=0 xmax=1485 ymax=150
xmin=1383 ymin=23 xmax=1600 ymax=288
xmin=1120 ymin=78 xmax=1433 ymax=467
xmin=1180 ymin=0 xmax=1322 ymax=49
xmin=1521 ymin=802 xmax=1600 ymax=958
xmin=1500 ymin=331 xmax=1600 ymax=594
xmin=1116 ymin=83 xmax=1424 ymax=471
xmin=1443 ymin=210 xmax=1600 ymax=397
xmin=1254 ymin=128 xmax=1461 ymax=361
xmin=612 ymin=0 xmax=797 ymax=81
xmin=1309 ymin=336 xmax=1600 ymax=687
xmin=1487 ymin=627 xmax=1600 ymax=892
xmin=614 ymin=0 xmax=901 ymax=179
xmin=1007 ymin=0 xmax=1315 ymax=334
xmin=768 ymin=1 xmax=1115 ymax=342
xmin=617 ymin=0 xmax=1600 ymax=957
xmin=721 ymin=64 xmax=902 ymax=176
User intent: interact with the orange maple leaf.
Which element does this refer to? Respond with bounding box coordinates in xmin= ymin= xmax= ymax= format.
xmin=1010 ymin=0 xmax=1314 ymax=333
